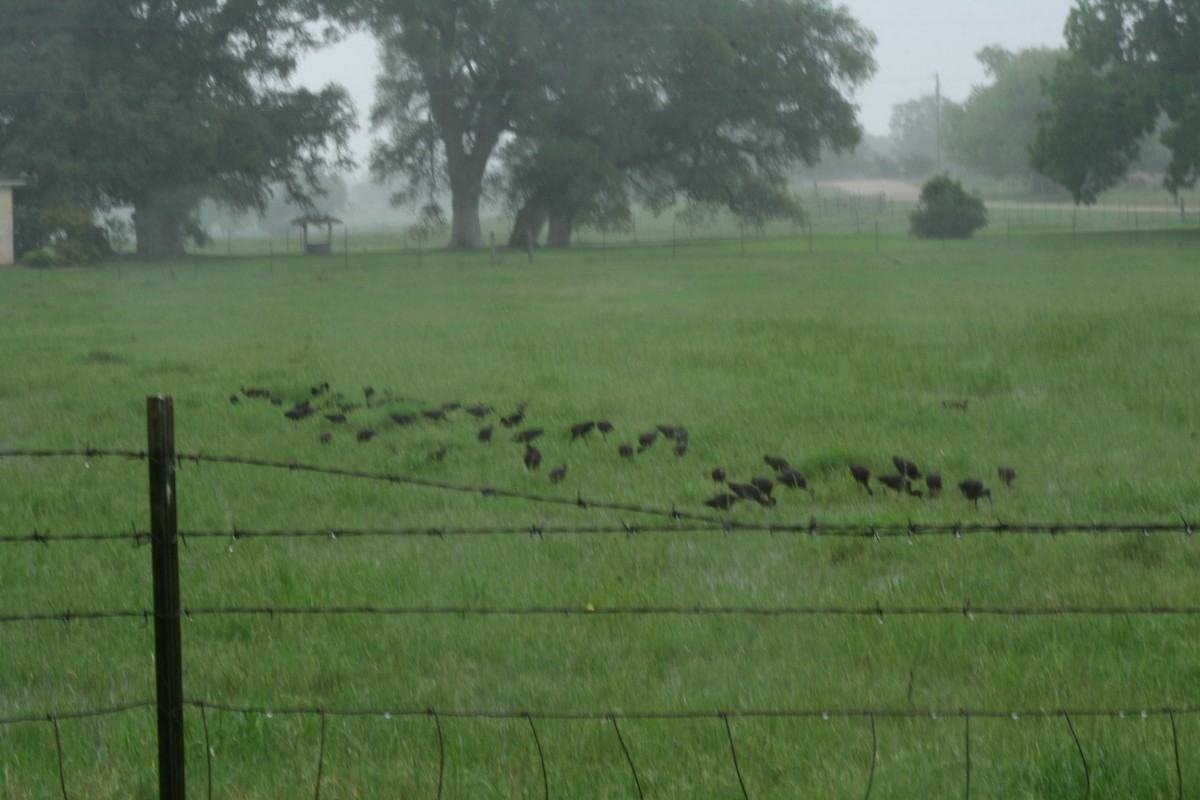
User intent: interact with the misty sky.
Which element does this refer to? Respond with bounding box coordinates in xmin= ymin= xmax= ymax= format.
xmin=294 ymin=0 xmax=1079 ymax=172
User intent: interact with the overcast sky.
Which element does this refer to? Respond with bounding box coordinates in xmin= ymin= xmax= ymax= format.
xmin=293 ymin=0 xmax=1079 ymax=172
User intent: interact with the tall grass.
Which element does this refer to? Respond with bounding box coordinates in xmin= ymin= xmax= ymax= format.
xmin=2 ymin=224 xmax=1198 ymax=797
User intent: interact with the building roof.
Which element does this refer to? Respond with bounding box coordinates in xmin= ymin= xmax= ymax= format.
xmin=0 ymin=173 xmax=26 ymax=187
xmin=291 ymin=214 xmax=343 ymax=226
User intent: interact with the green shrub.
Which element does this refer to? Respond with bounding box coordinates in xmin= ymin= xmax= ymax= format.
xmin=22 ymin=248 xmax=54 ymax=268
xmin=909 ymin=174 xmax=988 ymax=238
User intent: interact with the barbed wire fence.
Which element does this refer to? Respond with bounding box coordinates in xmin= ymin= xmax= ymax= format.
xmin=1 ymin=397 xmax=1197 ymax=798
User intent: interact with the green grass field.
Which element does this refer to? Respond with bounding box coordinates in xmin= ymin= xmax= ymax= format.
xmin=2 ymin=221 xmax=1199 ymax=798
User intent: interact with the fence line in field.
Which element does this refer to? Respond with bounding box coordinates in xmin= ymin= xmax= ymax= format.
xmin=2 ymin=411 xmax=1198 ymax=799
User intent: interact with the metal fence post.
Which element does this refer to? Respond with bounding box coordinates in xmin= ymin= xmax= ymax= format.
xmin=147 ymin=395 xmax=186 ymax=800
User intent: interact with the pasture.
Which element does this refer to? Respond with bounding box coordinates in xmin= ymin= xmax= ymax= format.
xmin=1 ymin=218 xmax=1199 ymax=798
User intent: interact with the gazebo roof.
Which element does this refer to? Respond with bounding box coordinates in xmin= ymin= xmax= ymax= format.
xmin=291 ymin=214 xmax=343 ymax=226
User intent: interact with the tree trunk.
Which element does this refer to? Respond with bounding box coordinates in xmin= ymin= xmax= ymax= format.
xmin=133 ymin=186 xmax=198 ymax=258
xmin=546 ymin=208 xmax=573 ymax=248
xmin=507 ymin=199 xmax=547 ymax=249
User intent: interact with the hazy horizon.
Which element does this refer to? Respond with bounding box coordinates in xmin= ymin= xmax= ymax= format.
xmin=294 ymin=1 xmax=1078 ymax=175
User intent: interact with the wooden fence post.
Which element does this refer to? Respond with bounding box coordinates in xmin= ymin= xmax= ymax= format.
xmin=147 ymin=396 xmax=186 ymax=800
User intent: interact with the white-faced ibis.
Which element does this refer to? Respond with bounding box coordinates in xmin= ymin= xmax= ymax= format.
xmin=958 ymin=478 xmax=992 ymax=507
xmin=466 ymin=403 xmax=492 ymax=418
xmin=570 ymin=421 xmax=596 ymax=440
xmin=324 ymin=412 xmax=346 ymax=424
xmin=477 ymin=425 xmax=494 ymax=443
xmin=523 ymin=445 xmax=542 ymax=470
xmin=673 ymin=441 xmax=688 ymax=457
xmin=657 ymin=424 xmax=678 ymax=439
xmin=750 ymin=476 xmax=775 ymax=496
xmin=549 ymin=464 xmax=567 ymax=483
xmin=596 ymin=420 xmax=614 ymax=436
xmin=850 ymin=463 xmax=873 ymax=495
xmin=421 ymin=408 xmax=448 ymax=422
xmin=998 ymin=466 xmax=1016 ymax=488
xmin=637 ymin=430 xmax=659 ymax=452
xmin=764 ymin=455 xmax=790 ymax=472
xmin=618 ymin=443 xmax=634 ymax=458
xmin=729 ymin=482 xmax=776 ymax=506
xmin=925 ymin=472 xmax=943 ymax=497
xmin=711 ymin=467 xmax=727 ymax=483
xmin=892 ymin=456 xmax=921 ymax=480
xmin=877 ymin=474 xmax=909 ymax=494
xmin=284 ymin=400 xmax=315 ymax=421
xmin=500 ymin=411 xmax=525 ymax=428
xmin=704 ymin=492 xmax=739 ymax=511
xmin=356 ymin=428 xmax=375 ymax=443
xmin=512 ymin=428 xmax=544 ymax=444
xmin=778 ymin=468 xmax=807 ymax=490
xmin=318 ymin=431 xmax=332 ymax=444
xmin=390 ymin=412 xmax=416 ymax=426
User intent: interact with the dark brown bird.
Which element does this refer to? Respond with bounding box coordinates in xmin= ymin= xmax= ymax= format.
xmin=363 ymin=386 xmax=375 ymax=400
xmin=284 ymin=401 xmax=314 ymax=421
xmin=311 ymin=382 xmax=329 ymax=397
xmin=877 ymin=474 xmax=910 ymax=494
xmin=729 ymin=482 xmax=775 ymax=506
xmin=925 ymin=472 xmax=943 ymax=497
xmin=318 ymin=431 xmax=332 ymax=444
xmin=673 ymin=426 xmax=689 ymax=443
xmin=958 ymin=478 xmax=992 ymax=507
xmin=656 ymin=424 xmax=679 ymax=439
xmin=637 ymin=430 xmax=659 ymax=452
xmin=596 ymin=420 xmax=614 ymax=436
xmin=466 ymin=403 xmax=492 ymax=419
xmin=750 ymin=476 xmax=775 ymax=496
xmin=523 ymin=445 xmax=542 ymax=470
xmin=390 ymin=412 xmax=416 ymax=426
xmin=421 ymin=408 xmax=448 ymax=422
xmin=512 ymin=428 xmax=544 ymax=444
xmin=850 ymin=463 xmax=874 ymax=495
xmin=711 ymin=467 xmax=727 ymax=482
xmin=763 ymin=455 xmax=790 ymax=472
xmin=549 ymin=464 xmax=567 ymax=483
xmin=998 ymin=466 xmax=1016 ymax=488
xmin=441 ymin=401 xmax=461 ymax=412
xmin=703 ymin=492 xmax=740 ymax=511
xmin=324 ymin=412 xmax=346 ymax=424
xmin=356 ymin=428 xmax=375 ymax=443
xmin=618 ymin=443 xmax=634 ymax=459
xmin=270 ymin=396 xmax=283 ymax=406
xmin=778 ymin=468 xmax=808 ymax=490
xmin=499 ymin=410 xmax=525 ymax=428
xmin=241 ymin=386 xmax=271 ymax=399
xmin=893 ymin=456 xmax=921 ymax=480
xmin=228 ymin=394 xmax=239 ymax=404
xmin=428 ymin=446 xmax=448 ymax=462
xmin=570 ymin=421 xmax=596 ymax=440
xmin=477 ymin=425 xmax=494 ymax=443
xmin=673 ymin=441 xmax=688 ymax=457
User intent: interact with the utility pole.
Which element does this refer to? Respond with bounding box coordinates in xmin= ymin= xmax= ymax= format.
xmin=935 ymin=72 xmax=942 ymax=171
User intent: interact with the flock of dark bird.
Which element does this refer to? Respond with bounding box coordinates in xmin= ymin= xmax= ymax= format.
xmin=231 ymin=383 xmax=1016 ymax=513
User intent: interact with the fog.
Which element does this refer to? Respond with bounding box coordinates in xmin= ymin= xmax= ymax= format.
xmin=293 ymin=0 xmax=1078 ymax=174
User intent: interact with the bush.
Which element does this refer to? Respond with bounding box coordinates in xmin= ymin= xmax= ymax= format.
xmin=909 ymin=175 xmax=988 ymax=238
xmin=22 ymin=249 xmax=54 ymax=268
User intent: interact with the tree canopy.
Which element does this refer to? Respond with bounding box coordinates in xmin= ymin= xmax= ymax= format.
xmin=949 ymin=46 xmax=1063 ymax=190
xmin=1031 ymin=0 xmax=1200 ymax=203
xmin=0 ymin=0 xmax=355 ymax=257
xmin=888 ymin=94 xmax=962 ymax=177
xmin=355 ymin=0 xmax=875 ymax=249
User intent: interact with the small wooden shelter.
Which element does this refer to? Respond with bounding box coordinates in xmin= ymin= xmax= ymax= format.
xmin=292 ymin=214 xmax=343 ymax=255
xmin=0 ymin=173 xmax=26 ymax=266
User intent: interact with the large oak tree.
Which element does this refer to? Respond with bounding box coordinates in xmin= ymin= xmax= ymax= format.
xmin=356 ymin=0 xmax=874 ymax=250
xmin=0 ymin=0 xmax=355 ymax=257
xmin=1031 ymin=0 xmax=1200 ymax=203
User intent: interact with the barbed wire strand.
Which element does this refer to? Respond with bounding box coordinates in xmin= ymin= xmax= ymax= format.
xmin=10 ymin=602 xmax=1200 ymax=628
xmin=722 ymin=713 xmax=750 ymax=800
xmin=864 ymin=711 xmax=878 ymax=800
xmin=0 ymin=448 xmax=147 ymax=462
xmin=50 ymin=715 xmax=68 ymax=800
xmin=182 ymin=701 xmax=1200 ymax=722
xmin=314 ymin=708 xmax=327 ymax=800
xmin=609 ymin=715 xmax=645 ymax=800
xmin=1064 ymin=711 xmax=1091 ymax=800
xmin=0 ymin=702 xmax=155 ymax=727
xmin=3 ymin=518 xmax=1199 ymax=547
